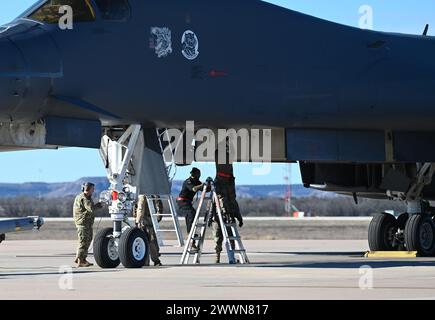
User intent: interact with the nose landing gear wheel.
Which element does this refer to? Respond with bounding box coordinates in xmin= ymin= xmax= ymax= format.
xmin=119 ymin=227 xmax=150 ymax=268
xmin=405 ymin=214 xmax=435 ymax=257
xmin=94 ymin=228 xmax=121 ymax=269
xmin=368 ymin=213 xmax=399 ymax=251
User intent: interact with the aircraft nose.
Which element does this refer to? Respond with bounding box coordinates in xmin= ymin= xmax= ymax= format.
xmin=0 ymin=36 xmax=26 ymax=116
xmin=0 ymin=24 xmax=61 ymax=121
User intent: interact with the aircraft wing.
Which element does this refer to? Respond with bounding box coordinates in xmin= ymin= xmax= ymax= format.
xmin=0 ymin=217 xmax=44 ymax=243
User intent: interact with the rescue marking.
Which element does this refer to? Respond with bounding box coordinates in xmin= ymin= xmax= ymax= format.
xmin=182 ymin=30 xmax=199 ymax=60
xmin=150 ymin=27 xmax=173 ymax=58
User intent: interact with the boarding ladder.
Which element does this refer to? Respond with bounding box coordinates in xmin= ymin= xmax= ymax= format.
xmin=143 ymin=129 xmax=186 ymax=248
xmin=146 ymin=195 xmax=184 ymax=247
xmin=180 ymin=178 xmax=249 ymax=265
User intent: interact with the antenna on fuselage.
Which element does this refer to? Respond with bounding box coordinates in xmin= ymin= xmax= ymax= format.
xmin=423 ymin=24 xmax=429 ymax=36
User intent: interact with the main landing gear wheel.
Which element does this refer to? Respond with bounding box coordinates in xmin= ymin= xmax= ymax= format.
xmin=93 ymin=228 xmax=121 ymax=269
xmin=119 ymin=227 xmax=150 ymax=269
xmin=368 ymin=213 xmax=399 ymax=251
xmin=405 ymin=214 xmax=435 ymax=257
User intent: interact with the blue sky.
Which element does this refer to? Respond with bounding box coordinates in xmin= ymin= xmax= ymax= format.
xmin=0 ymin=1 xmax=433 ymax=184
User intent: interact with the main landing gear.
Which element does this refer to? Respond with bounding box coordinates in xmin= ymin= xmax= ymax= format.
xmin=369 ymin=212 xmax=435 ymax=257
xmin=369 ymin=163 xmax=435 ymax=257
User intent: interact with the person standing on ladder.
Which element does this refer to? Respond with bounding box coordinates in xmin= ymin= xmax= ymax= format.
xmin=210 ymin=144 xmax=244 ymax=263
xmin=134 ymin=195 xmax=163 ymax=266
xmin=177 ymin=168 xmax=205 ymax=250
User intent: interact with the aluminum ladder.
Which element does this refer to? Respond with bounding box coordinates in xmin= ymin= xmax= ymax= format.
xmin=212 ymin=189 xmax=250 ymax=265
xmin=180 ymin=179 xmax=249 ymax=264
xmin=179 ymin=183 xmax=212 ymax=264
xmin=146 ymin=195 xmax=184 ymax=247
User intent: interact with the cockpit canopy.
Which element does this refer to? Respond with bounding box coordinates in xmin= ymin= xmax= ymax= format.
xmin=28 ymin=0 xmax=130 ymax=23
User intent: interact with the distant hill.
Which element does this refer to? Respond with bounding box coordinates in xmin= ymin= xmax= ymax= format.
xmin=0 ymin=177 xmax=334 ymax=199
xmin=0 ymin=177 xmax=109 ymax=199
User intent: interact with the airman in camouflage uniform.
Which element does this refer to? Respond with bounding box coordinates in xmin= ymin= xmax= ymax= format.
xmin=134 ymin=195 xmax=163 ymax=266
xmin=210 ymin=193 xmax=243 ymax=263
xmin=211 ymin=146 xmax=243 ymax=263
xmin=73 ymin=182 xmax=102 ymax=268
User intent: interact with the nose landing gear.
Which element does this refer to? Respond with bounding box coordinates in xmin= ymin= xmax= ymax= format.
xmin=93 ymin=125 xmax=152 ymax=269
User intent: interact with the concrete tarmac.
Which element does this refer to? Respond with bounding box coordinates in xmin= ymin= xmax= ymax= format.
xmin=1 ymin=240 xmax=435 ymax=300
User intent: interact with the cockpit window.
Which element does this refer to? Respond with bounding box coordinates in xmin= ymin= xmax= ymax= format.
xmin=29 ymin=0 xmax=96 ymax=24
xmin=94 ymin=0 xmax=130 ymax=21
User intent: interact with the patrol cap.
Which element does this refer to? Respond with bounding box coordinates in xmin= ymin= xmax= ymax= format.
xmin=190 ymin=167 xmax=201 ymax=175
xmin=82 ymin=182 xmax=95 ymax=192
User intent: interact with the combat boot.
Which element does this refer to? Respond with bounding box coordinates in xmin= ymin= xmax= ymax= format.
xmin=77 ymin=258 xmax=93 ymax=268
xmin=191 ymin=240 xmax=198 ymax=251
xmin=83 ymin=259 xmax=94 ymax=267
xmin=215 ymin=252 xmax=221 ymax=264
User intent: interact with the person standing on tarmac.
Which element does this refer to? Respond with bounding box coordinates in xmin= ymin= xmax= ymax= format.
xmin=73 ymin=182 xmax=103 ymax=268
xmin=177 ymin=168 xmax=205 ymax=249
xmin=134 ymin=195 xmax=163 ymax=267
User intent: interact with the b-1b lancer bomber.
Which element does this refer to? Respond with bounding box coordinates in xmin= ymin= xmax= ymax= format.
xmin=1 ymin=0 xmax=435 ymax=267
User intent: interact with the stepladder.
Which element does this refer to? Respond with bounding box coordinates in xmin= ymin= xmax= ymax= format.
xmin=180 ymin=178 xmax=249 ymax=265
xmin=145 ymin=194 xmax=184 ymax=248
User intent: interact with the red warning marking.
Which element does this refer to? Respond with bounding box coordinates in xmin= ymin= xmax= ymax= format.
xmin=209 ymin=70 xmax=228 ymax=77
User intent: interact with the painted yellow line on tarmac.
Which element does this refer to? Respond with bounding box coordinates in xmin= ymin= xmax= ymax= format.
xmin=365 ymin=251 xmax=418 ymax=258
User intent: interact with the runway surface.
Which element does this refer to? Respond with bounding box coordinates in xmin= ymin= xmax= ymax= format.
xmin=1 ymin=240 xmax=435 ymax=300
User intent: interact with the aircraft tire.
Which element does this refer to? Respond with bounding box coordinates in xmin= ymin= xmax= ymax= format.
xmin=119 ymin=227 xmax=150 ymax=269
xmin=93 ymin=228 xmax=121 ymax=269
xmin=368 ymin=213 xmax=398 ymax=251
xmin=405 ymin=214 xmax=435 ymax=257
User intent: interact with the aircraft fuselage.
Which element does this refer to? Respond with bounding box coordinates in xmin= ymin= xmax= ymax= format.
xmin=0 ymin=0 xmax=434 ymax=132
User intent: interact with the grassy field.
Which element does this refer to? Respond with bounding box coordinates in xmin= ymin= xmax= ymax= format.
xmin=4 ymin=218 xmax=371 ymax=241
